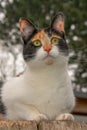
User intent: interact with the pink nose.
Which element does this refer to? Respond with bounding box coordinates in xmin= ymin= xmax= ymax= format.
xmin=44 ymin=47 xmax=51 ymax=52
xmin=43 ymin=44 xmax=52 ymax=52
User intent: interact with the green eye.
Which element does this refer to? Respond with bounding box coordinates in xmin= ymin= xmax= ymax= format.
xmin=33 ymin=40 xmax=41 ymax=46
xmin=51 ymin=37 xmax=59 ymax=45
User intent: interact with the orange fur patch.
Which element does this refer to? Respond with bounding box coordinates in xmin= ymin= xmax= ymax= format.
xmin=20 ymin=19 xmax=29 ymax=32
xmin=32 ymin=30 xmax=45 ymax=41
xmin=32 ymin=30 xmax=52 ymax=52
xmin=31 ymin=30 xmax=61 ymax=52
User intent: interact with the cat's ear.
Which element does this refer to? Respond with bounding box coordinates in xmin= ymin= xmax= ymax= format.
xmin=19 ymin=18 xmax=36 ymax=42
xmin=51 ymin=12 xmax=65 ymax=33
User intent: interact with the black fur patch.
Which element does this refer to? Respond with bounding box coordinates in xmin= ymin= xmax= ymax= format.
xmin=45 ymin=28 xmax=69 ymax=56
xmin=0 ymin=82 xmax=6 ymax=115
xmin=23 ymin=29 xmax=37 ymax=45
xmin=23 ymin=26 xmax=68 ymax=62
xmin=58 ymin=39 xmax=69 ymax=56
xmin=23 ymin=41 xmax=41 ymax=61
xmin=22 ymin=29 xmax=40 ymax=62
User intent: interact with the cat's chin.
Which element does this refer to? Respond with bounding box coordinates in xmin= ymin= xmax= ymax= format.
xmin=41 ymin=54 xmax=56 ymax=65
xmin=44 ymin=57 xmax=54 ymax=65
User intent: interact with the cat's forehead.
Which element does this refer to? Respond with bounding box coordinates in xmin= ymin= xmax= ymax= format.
xmin=31 ymin=29 xmax=61 ymax=41
xmin=32 ymin=29 xmax=46 ymax=41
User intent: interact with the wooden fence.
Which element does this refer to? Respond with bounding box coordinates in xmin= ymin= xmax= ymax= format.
xmin=0 ymin=120 xmax=87 ymax=130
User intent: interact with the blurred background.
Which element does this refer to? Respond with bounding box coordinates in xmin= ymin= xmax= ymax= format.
xmin=0 ymin=0 xmax=87 ymax=92
xmin=0 ymin=0 xmax=87 ymax=121
xmin=0 ymin=0 xmax=87 ymax=120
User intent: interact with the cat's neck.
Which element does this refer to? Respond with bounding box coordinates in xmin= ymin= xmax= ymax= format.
xmin=24 ymin=60 xmax=69 ymax=82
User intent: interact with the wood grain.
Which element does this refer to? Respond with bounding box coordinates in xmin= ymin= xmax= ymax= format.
xmin=73 ymin=98 xmax=87 ymax=115
xmin=39 ymin=121 xmax=87 ymax=130
xmin=0 ymin=121 xmax=37 ymax=130
xmin=0 ymin=120 xmax=87 ymax=130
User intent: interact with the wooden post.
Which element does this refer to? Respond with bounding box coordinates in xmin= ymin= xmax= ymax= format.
xmin=0 ymin=121 xmax=37 ymax=130
xmin=39 ymin=121 xmax=87 ymax=130
xmin=0 ymin=120 xmax=87 ymax=130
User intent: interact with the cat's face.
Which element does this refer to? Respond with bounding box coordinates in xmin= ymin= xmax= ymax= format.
xmin=19 ymin=13 xmax=69 ymax=66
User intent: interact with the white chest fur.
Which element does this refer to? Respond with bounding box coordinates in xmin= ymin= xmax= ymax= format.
xmin=24 ymin=64 xmax=75 ymax=118
xmin=2 ymin=61 xmax=75 ymax=120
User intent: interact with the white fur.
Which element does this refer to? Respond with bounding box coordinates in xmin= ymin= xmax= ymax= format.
xmin=2 ymin=46 xmax=75 ymax=121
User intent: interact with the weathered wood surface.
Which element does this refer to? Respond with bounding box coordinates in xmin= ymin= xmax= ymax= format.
xmin=39 ymin=121 xmax=87 ymax=130
xmin=0 ymin=121 xmax=37 ymax=130
xmin=0 ymin=120 xmax=87 ymax=130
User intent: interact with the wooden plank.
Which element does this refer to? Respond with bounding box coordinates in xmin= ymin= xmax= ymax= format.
xmin=39 ymin=121 xmax=87 ymax=130
xmin=73 ymin=98 xmax=87 ymax=115
xmin=0 ymin=120 xmax=87 ymax=130
xmin=0 ymin=121 xmax=37 ymax=130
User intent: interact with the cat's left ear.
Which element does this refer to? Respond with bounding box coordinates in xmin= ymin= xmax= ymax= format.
xmin=51 ymin=12 xmax=65 ymax=33
xmin=19 ymin=18 xmax=36 ymax=42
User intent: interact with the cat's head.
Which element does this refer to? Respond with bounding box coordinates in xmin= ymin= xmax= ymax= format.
xmin=19 ymin=12 xmax=69 ymax=67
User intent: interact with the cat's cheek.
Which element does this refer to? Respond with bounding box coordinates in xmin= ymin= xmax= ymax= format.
xmin=36 ymin=48 xmax=47 ymax=60
xmin=50 ymin=46 xmax=59 ymax=58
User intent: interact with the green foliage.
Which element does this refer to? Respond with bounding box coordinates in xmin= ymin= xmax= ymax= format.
xmin=0 ymin=0 xmax=87 ymax=88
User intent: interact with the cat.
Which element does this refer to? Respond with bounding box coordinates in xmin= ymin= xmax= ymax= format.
xmin=1 ymin=12 xmax=75 ymax=123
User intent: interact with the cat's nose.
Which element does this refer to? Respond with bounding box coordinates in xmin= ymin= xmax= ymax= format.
xmin=43 ymin=44 xmax=52 ymax=52
xmin=44 ymin=47 xmax=51 ymax=52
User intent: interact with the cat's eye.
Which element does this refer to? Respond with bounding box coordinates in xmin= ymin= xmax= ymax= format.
xmin=33 ymin=40 xmax=41 ymax=47
xmin=51 ymin=37 xmax=59 ymax=45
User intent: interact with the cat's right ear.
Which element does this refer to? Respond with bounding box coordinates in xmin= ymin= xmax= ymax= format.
xmin=19 ymin=18 xmax=36 ymax=42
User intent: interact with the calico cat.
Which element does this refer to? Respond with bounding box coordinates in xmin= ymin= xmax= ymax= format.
xmin=1 ymin=12 xmax=75 ymax=123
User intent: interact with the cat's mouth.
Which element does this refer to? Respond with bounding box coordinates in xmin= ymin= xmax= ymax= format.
xmin=43 ymin=54 xmax=55 ymax=65
xmin=44 ymin=53 xmax=57 ymax=59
